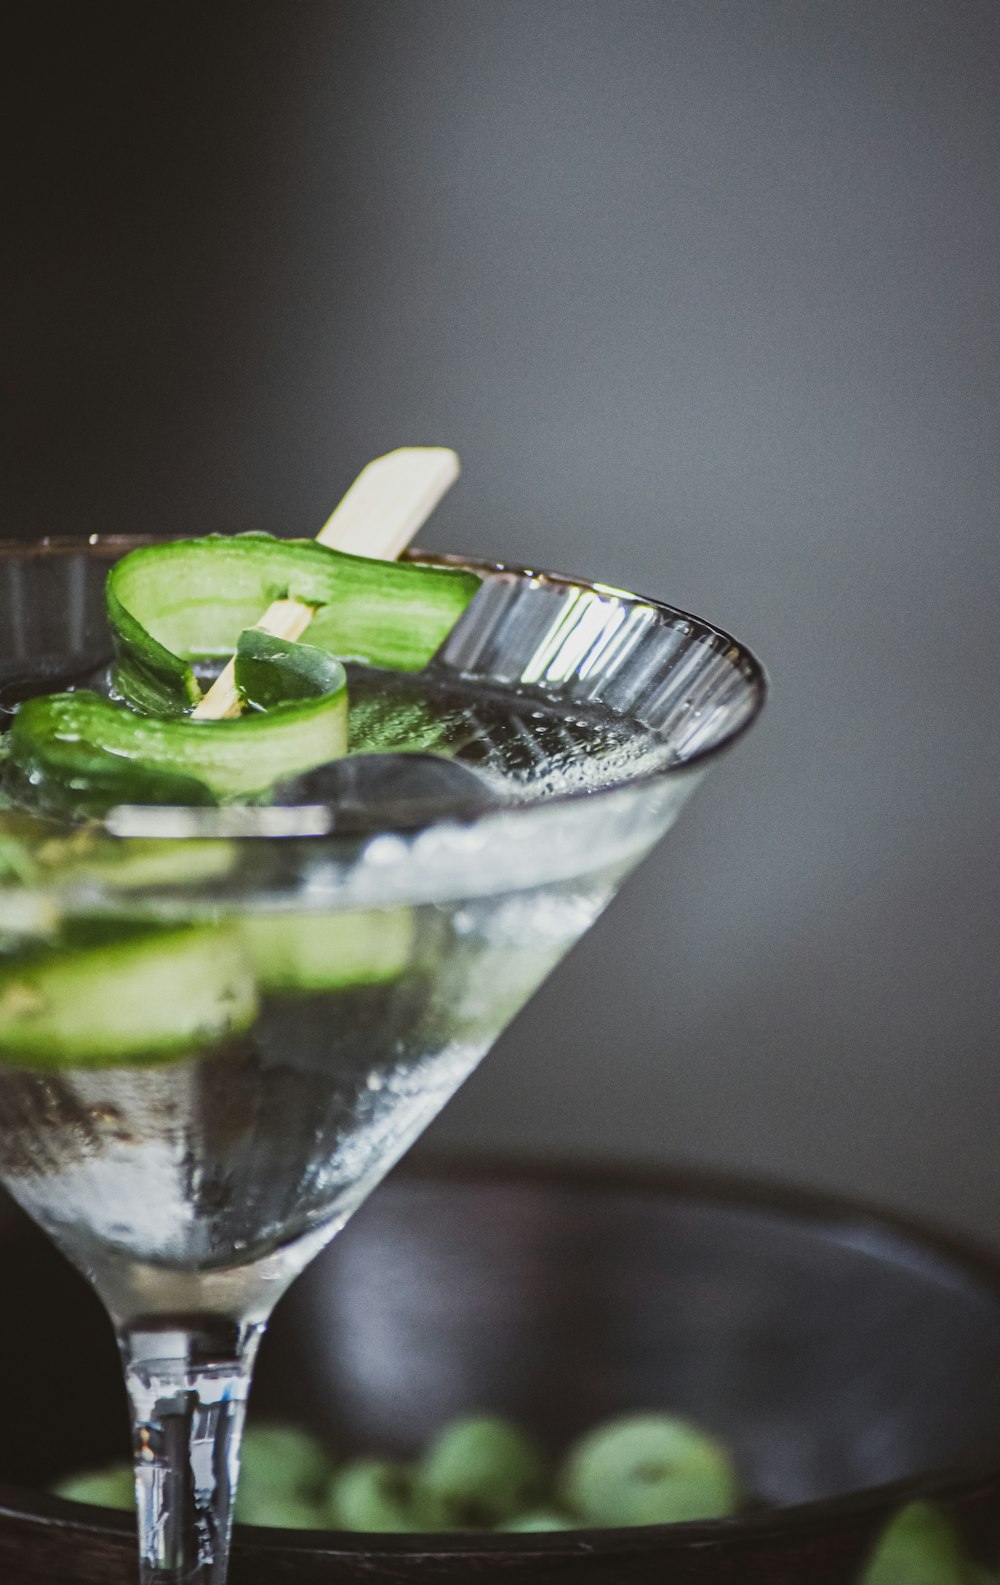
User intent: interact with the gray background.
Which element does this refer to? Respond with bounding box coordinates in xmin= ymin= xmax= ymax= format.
xmin=6 ymin=2 xmax=1000 ymax=1244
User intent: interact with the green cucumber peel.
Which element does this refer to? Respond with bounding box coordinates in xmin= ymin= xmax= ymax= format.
xmin=238 ymin=907 xmax=414 ymax=993
xmin=0 ymin=922 xmax=258 ymax=1067
xmin=6 ymin=681 xmax=348 ymax=810
xmin=56 ymin=836 xmax=238 ymax=891
xmin=107 ymin=534 xmax=480 ymax=715
xmin=0 ymin=815 xmax=236 ymax=896
xmin=235 ymin=628 xmax=346 ymax=710
xmin=5 ymin=707 xmax=218 ymax=816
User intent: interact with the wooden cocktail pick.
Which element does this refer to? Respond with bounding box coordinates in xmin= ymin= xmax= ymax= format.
xmin=192 ymin=447 xmax=461 ymax=721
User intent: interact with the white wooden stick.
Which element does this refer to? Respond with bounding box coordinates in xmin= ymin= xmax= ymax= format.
xmin=192 ymin=447 xmax=460 ymax=720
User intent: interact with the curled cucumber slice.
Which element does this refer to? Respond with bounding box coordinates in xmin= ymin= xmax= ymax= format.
xmin=107 ymin=534 xmax=480 ymax=716
xmin=239 ymin=908 xmax=414 ymax=993
xmin=0 ymin=924 xmax=258 ymax=1067
xmin=7 ymin=680 xmax=347 ymax=809
xmin=0 ymin=825 xmax=238 ymax=944
xmin=3 ymin=533 xmax=481 ymax=817
xmin=4 ymin=533 xmax=480 ymax=817
xmin=234 ymin=629 xmax=346 ymax=711
xmin=15 ymin=831 xmax=239 ymax=893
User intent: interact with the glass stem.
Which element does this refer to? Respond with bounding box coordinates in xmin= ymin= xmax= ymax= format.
xmin=119 ymin=1317 xmax=264 ymax=1585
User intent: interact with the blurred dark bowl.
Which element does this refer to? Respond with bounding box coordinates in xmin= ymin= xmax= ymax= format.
xmin=1 ymin=1158 xmax=999 ymax=1583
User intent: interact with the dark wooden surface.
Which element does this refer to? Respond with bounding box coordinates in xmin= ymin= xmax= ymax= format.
xmin=0 ymin=1500 xmax=883 ymax=1583
xmin=1 ymin=1159 xmax=999 ymax=1581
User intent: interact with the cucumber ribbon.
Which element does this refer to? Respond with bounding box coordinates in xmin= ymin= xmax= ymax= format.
xmin=0 ymin=908 xmax=416 ymax=1067
xmin=5 ymin=535 xmax=480 ymax=812
xmin=0 ymin=805 xmax=419 ymax=1067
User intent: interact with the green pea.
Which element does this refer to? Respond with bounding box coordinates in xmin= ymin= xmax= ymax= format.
xmin=559 ymin=1413 xmax=740 ymax=1527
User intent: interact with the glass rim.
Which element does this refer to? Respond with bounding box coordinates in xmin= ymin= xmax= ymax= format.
xmin=0 ymin=534 xmax=768 ymax=841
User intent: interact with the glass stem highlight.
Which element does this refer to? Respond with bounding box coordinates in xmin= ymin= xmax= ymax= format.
xmin=119 ymin=1319 xmax=264 ymax=1585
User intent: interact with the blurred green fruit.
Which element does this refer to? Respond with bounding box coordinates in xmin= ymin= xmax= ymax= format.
xmin=329 ymin=1458 xmax=448 ymax=1533
xmin=861 ymin=1501 xmax=982 ymax=1585
xmin=560 ymin=1413 xmax=740 ymax=1527
xmin=235 ymin=1422 xmax=335 ymax=1522
xmin=500 ymin=1509 xmax=575 ymax=1532
xmin=419 ymin=1414 xmax=546 ymax=1528
xmin=52 ymin=1462 xmax=133 ymax=1510
xmin=237 ymin=1493 xmax=328 ymax=1530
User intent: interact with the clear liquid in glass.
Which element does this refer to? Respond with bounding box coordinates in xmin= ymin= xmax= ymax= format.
xmin=0 ymin=663 xmax=666 ymax=1326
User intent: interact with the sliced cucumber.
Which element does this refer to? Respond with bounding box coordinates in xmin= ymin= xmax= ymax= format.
xmin=0 ymin=891 xmax=60 ymax=943
xmin=0 ymin=833 xmax=38 ymax=885
xmin=235 ymin=629 xmax=346 ymax=711
xmin=107 ymin=534 xmax=480 ymax=715
xmin=1 ymin=822 xmax=239 ymax=892
xmin=239 ymin=908 xmax=414 ymax=994
xmin=7 ymin=535 xmax=480 ymax=817
xmin=0 ymin=833 xmax=238 ymax=950
xmin=7 ymin=684 xmax=348 ymax=809
xmin=0 ymin=923 xmax=258 ymax=1067
xmin=4 ymin=714 xmax=220 ymax=817
xmin=49 ymin=836 xmax=239 ymax=892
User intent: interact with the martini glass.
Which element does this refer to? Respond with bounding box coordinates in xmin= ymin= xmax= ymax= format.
xmin=0 ymin=536 xmax=764 ymax=1584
